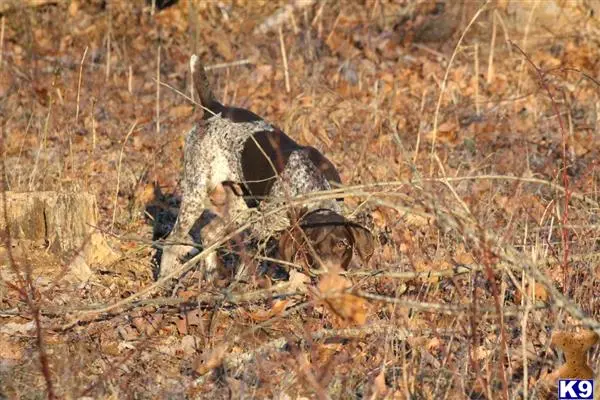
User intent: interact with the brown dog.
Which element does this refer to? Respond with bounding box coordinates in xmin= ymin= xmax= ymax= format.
xmin=158 ymin=55 xmax=374 ymax=279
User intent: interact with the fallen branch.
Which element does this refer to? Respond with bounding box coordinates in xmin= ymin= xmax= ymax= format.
xmin=346 ymin=252 xmax=600 ymax=280
xmin=356 ymin=291 xmax=548 ymax=316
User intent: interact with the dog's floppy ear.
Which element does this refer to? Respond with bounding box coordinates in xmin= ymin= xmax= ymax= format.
xmin=279 ymin=207 xmax=310 ymax=263
xmin=347 ymin=224 xmax=375 ymax=264
xmin=278 ymin=228 xmax=304 ymax=263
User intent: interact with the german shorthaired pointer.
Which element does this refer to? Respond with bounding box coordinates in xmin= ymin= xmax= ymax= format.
xmin=158 ymin=55 xmax=374 ymax=279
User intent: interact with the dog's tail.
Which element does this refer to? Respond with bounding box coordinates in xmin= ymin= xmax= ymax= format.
xmin=190 ymin=54 xmax=223 ymax=115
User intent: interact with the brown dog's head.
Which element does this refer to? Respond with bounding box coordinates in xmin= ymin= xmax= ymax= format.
xmin=279 ymin=209 xmax=374 ymax=272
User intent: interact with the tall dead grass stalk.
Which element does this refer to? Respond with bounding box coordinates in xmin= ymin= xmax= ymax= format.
xmin=111 ymin=121 xmax=138 ymax=232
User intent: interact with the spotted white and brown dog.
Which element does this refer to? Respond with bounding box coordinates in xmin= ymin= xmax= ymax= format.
xmin=158 ymin=55 xmax=374 ymax=279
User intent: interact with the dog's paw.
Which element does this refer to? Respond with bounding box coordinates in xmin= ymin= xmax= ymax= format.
xmin=158 ymin=244 xmax=192 ymax=279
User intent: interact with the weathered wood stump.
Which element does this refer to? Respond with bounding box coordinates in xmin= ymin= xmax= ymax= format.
xmin=0 ymin=191 xmax=118 ymax=280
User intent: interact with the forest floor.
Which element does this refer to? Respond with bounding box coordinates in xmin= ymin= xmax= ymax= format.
xmin=1 ymin=0 xmax=600 ymax=398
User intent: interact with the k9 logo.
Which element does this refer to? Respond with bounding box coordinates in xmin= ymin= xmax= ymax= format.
xmin=558 ymin=380 xmax=594 ymax=400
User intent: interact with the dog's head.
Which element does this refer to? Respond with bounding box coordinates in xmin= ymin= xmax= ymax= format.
xmin=278 ymin=208 xmax=374 ymax=272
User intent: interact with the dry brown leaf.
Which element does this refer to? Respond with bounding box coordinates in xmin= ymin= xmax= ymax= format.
xmin=326 ymin=31 xmax=360 ymax=59
xmin=132 ymin=317 xmax=149 ymax=334
xmin=415 ymin=258 xmax=449 ymax=284
xmin=316 ymin=126 xmax=333 ymax=148
xmin=472 ymin=346 xmax=490 ymax=361
xmin=68 ymin=0 xmax=80 ymax=16
xmin=135 ymin=183 xmax=155 ymax=205
xmin=515 ymin=282 xmax=549 ymax=304
xmin=155 ymin=6 xmax=188 ymax=33
xmin=414 ymin=259 xmax=431 ymax=273
xmin=372 ymin=368 xmax=388 ymax=397
xmin=317 ymin=272 xmax=368 ymax=326
xmin=177 ymin=289 xmax=198 ymax=301
xmin=214 ymin=36 xmax=234 ymax=60
xmin=426 ymin=337 xmax=442 ymax=352
xmin=252 ymin=64 xmax=274 ymax=86
xmin=174 ymin=317 xmax=188 ymax=335
xmin=300 ymin=126 xmax=318 ymax=147
xmin=0 ymin=334 xmax=24 ymax=361
xmin=288 ymin=269 xmax=310 ymax=293
xmin=185 ymin=310 xmax=203 ymax=326
xmin=407 ymin=336 xmax=427 ymax=348
xmin=318 ymin=270 xmax=351 ymax=293
xmin=101 ymin=341 xmax=120 ymax=357
xmin=454 ymin=244 xmax=475 ymax=265
xmin=426 ymin=121 xmax=459 ymax=145
xmin=249 ymin=299 xmax=290 ymax=322
xmin=193 ymin=344 xmax=229 ymax=375
xmin=181 ymin=335 xmax=201 ymax=356
xmin=168 ymin=104 xmax=193 ymax=119
xmin=117 ymin=326 xmax=139 ymax=341
xmin=175 ymin=309 xmax=203 ymax=335
xmin=371 ymin=208 xmax=390 ymax=229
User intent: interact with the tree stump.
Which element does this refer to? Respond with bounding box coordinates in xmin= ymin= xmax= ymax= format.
xmin=0 ymin=191 xmax=118 ymax=280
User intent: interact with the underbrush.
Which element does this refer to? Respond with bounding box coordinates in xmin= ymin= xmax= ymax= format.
xmin=1 ymin=1 xmax=599 ymax=398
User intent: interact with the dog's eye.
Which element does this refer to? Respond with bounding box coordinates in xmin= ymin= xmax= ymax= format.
xmin=335 ymin=239 xmax=350 ymax=249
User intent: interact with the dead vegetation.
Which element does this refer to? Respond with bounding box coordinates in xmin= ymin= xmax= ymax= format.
xmin=1 ymin=0 xmax=600 ymax=398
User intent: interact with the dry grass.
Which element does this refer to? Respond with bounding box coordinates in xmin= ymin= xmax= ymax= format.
xmin=1 ymin=0 xmax=600 ymax=399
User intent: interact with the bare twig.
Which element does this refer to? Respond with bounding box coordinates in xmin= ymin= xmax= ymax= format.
xmin=222 ymin=324 xmax=410 ymax=372
xmin=75 ymin=46 xmax=88 ymax=124
xmin=474 ymin=42 xmax=480 ymax=115
xmin=278 ymin=27 xmax=291 ymax=93
xmin=0 ymin=16 xmax=5 ymax=68
xmin=510 ymin=41 xmax=572 ymax=293
xmin=28 ymin=104 xmax=52 ymax=191
xmin=111 ymin=121 xmax=138 ymax=232
xmin=128 ymin=64 xmax=133 ymax=94
xmin=515 ymin=0 xmax=539 ymax=96
xmin=156 ymin=44 xmax=161 ymax=134
xmin=355 ymin=291 xmax=547 ymax=317
xmin=204 ymin=59 xmax=252 ymax=70
xmin=429 ymin=0 xmax=490 ymax=177
xmin=486 ymin=11 xmax=496 ymax=84
xmin=254 ymin=0 xmax=316 ymax=35
xmin=105 ymin=4 xmax=112 ymax=81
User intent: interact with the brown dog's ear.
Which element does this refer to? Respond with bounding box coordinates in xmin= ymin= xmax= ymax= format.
xmin=279 ymin=207 xmax=310 ymax=263
xmin=278 ymin=228 xmax=303 ymax=263
xmin=347 ymin=224 xmax=375 ymax=264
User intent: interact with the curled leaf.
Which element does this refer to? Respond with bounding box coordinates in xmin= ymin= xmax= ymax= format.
xmin=317 ymin=272 xmax=368 ymax=326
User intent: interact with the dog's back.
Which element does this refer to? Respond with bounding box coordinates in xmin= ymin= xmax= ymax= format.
xmin=189 ymin=55 xmax=341 ymax=203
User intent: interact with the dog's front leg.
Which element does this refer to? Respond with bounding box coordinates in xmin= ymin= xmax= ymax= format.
xmin=159 ymin=187 xmax=206 ymax=279
xmin=198 ymin=215 xmax=227 ymax=280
